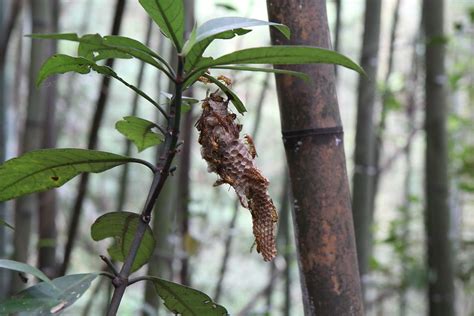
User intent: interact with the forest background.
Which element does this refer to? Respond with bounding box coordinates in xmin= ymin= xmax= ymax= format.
xmin=0 ymin=0 xmax=472 ymax=315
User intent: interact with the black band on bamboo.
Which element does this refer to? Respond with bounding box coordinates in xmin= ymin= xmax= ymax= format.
xmin=282 ymin=126 xmax=344 ymax=140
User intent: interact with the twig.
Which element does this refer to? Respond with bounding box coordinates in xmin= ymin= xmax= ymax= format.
xmin=98 ymin=272 xmax=116 ymax=280
xmin=100 ymin=255 xmax=119 ymax=277
xmin=106 ymin=54 xmax=185 ymax=316
xmin=378 ymin=127 xmax=419 ymax=174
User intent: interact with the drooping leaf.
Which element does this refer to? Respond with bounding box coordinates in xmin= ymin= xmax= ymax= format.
xmin=0 ymin=260 xmax=52 ymax=285
xmin=150 ymin=277 xmax=228 ymax=316
xmin=36 ymin=54 xmax=90 ymax=85
xmin=203 ymin=74 xmax=246 ymax=114
xmin=215 ymin=3 xmax=238 ymax=12
xmin=183 ymin=67 xmax=210 ymax=89
xmin=78 ymin=34 xmax=133 ymax=61
xmin=91 ymin=212 xmax=155 ymax=273
xmin=115 ymin=116 xmax=164 ymax=152
xmin=0 ymin=218 xmax=14 ymax=230
xmin=0 ymin=148 xmax=144 ymax=202
xmin=37 ymin=54 xmax=162 ymax=111
xmin=195 ymin=46 xmax=366 ymax=76
xmin=0 ymin=273 xmax=97 ymax=315
xmin=212 ymin=65 xmax=311 ymax=82
xmin=29 ymin=33 xmax=171 ymax=76
xmin=37 ymin=54 xmax=114 ymax=86
xmin=139 ymin=0 xmax=184 ymax=51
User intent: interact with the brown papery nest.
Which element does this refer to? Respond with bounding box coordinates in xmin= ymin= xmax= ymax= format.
xmin=195 ymin=91 xmax=278 ymax=261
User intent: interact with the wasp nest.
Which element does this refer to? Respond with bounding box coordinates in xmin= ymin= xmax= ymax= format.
xmin=196 ymin=92 xmax=278 ymax=261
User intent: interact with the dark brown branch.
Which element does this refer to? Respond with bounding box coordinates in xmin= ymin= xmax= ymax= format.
xmin=100 ymin=255 xmax=119 ymax=277
xmin=106 ymin=55 xmax=184 ymax=316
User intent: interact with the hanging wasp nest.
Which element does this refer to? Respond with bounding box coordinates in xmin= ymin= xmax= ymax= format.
xmin=195 ymin=84 xmax=278 ymax=261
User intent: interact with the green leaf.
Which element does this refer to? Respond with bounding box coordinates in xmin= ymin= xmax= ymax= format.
xmin=37 ymin=54 xmax=162 ymax=112
xmin=182 ymin=23 xmax=198 ymax=56
xmin=203 ymin=74 xmax=246 ymax=114
xmin=0 ymin=218 xmax=14 ymax=230
xmin=0 ymin=148 xmax=142 ymax=202
xmin=115 ymin=116 xmax=164 ymax=152
xmin=151 ymin=277 xmax=228 ymax=315
xmin=91 ymin=212 xmax=155 ymax=273
xmin=213 ymin=65 xmax=311 ymax=82
xmin=215 ymin=3 xmax=238 ymax=12
xmin=183 ymin=68 xmax=210 ymax=89
xmin=195 ymin=46 xmax=366 ymax=76
xmin=0 ymin=273 xmax=97 ymax=315
xmin=139 ymin=0 xmax=184 ymax=51
xmin=37 ymin=54 xmax=112 ymax=86
xmin=78 ymin=34 xmax=133 ymax=61
xmin=29 ymin=33 xmax=172 ymax=77
xmin=36 ymin=54 xmax=91 ymax=86
xmin=29 ymin=33 xmax=79 ymax=41
xmin=0 ymin=259 xmax=52 ymax=285
xmin=195 ymin=17 xmax=289 ymax=43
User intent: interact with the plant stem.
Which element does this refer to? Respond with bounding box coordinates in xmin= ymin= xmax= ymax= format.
xmin=106 ymin=55 xmax=184 ymax=316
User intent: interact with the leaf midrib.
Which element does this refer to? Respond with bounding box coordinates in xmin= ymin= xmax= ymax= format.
xmin=153 ymin=0 xmax=182 ymax=51
xmin=157 ymin=280 xmax=198 ymax=316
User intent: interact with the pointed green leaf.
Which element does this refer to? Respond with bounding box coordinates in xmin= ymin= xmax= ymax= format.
xmin=36 ymin=54 xmax=91 ymax=86
xmin=139 ymin=0 xmax=184 ymax=51
xmin=212 ymin=65 xmax=311 ymax=82
xmin=78 ymin=34 xmax=133 ymax=61
xmin=0 ymin=218 xmax=14 ymax=230
xmin=115 ymin=116 xmax=164 ymax=152
xmin=182 ymin=23 xmax=198 ymax=56
xmin=0 ymin=260 xmax=52 ymax=285
xmin=29 ymin=33 xmax=172 ymax=76
xmin=215 ymin=3 xmax=238 ymax=12
xmin=196 ymin=46 xmax=366 ymax=75
xmin=150 ymin=277 xmax=228 ymax=316
xmin=0 ymin=273 xmax=97 ymax=315
xmin=0 ymin=149 xmax=145 ymax=202
xmin=91 ymin=212 xmax=155 ymax=273
xmin=203 ymin=74 xmax=246 ymax=114
xmin=37 ymin=54 xmax=113 ymax=86
xmin=37 ymin=55 xmax=161 ymax=111
xmin=28 ymin=33 xmax=79 ymax=41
